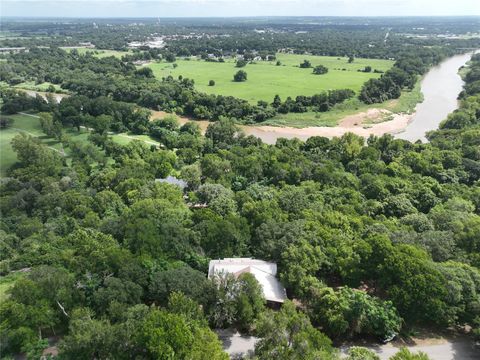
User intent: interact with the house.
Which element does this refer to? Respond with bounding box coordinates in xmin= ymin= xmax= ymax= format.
xmin=155 ymin=176 xmax=187 ymax=190
xmin=208 ymin=258 xmax=287 ymax=304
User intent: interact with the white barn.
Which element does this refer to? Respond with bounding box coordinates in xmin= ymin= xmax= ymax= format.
xmin=208 ymin=258 xmax=287 ymax=303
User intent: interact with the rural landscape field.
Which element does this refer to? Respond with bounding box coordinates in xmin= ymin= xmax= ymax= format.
xmin=149 ymin=54 xmax=393 ymax=103
xmin=1 ymin=2 xmax=480 ymax=360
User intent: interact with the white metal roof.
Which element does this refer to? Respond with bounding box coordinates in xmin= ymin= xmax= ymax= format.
xmin=208 ymin=258 xmax=287 ymax=303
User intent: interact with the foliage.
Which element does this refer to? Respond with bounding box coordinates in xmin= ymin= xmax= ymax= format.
xmin=234 ymin=70 xmax=248 ymax=82
xmin=253 ymin=301 xmax=335 ymax=359
xmin=313 ymin=65 xmax=329 ymax=75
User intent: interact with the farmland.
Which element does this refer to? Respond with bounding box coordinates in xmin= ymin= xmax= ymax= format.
xmin=148 ymin=53 xmax=394 ymax=104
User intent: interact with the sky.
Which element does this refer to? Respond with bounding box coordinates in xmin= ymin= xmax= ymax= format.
xmin=1 ymin=0 xmax=479 ymax=18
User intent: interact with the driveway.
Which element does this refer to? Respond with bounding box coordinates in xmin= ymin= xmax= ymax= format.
xmin=216 ymin=329 xmax=257 ymax=357
xmin=340 ymin=339 xmax=479 ymax=360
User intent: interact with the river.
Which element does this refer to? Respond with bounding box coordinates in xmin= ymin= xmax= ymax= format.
xmin=395 ymin=51 xmax=477 ymax=142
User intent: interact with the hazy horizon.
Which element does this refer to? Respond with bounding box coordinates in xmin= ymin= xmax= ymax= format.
xmin=1 ymin=0 xmax=479 ymax=18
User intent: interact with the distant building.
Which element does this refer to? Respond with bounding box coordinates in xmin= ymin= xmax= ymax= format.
xmin=0 ymin=47 xmax=26 ymax=53
xmin=155 ymin=176 xmax=187 ymax=190
xmin=208 ymin=258 xmax=287 ymax=304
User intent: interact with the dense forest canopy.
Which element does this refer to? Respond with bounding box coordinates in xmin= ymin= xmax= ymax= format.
xmin=0 ymin=16 xmax=480 ymax=359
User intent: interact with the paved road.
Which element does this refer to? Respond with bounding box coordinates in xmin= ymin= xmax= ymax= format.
xmin=340 ymin=339 xmax=479 ymax=360
xmin=216 ymin=329 xmax=257 ymax=357
xmin=217 ymin=329 xmax=478 ymax=360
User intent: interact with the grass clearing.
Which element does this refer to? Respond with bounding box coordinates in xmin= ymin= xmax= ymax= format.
xmin=0 ymin=113 xmax=160 ymax=176
xmin=0 ymin=272 xmax=24 ymax=303
xmin=148 ymin=53 xmax=394 ymax=104
xmin=13 ymin=81 xmax=64 ymax=93
xmin=0 ymin=114 xmax=45 ymax=176
xmin=63 ymin=47 xmax=130 ymax=58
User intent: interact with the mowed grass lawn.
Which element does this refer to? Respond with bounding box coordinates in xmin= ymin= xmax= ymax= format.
xmin=148 ymin=53 xmax=394 ymax=103
xmin=0 ymin=113 xmax=160 ymax=176
xmin=0 ymin=114 xmax=45 ymax=176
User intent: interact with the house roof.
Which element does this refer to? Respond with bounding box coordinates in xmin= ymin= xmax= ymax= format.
xmin=155 ymin=176 xmax=187 ymax=189
xmin=208 ymin=258 xmax=287 ymax=303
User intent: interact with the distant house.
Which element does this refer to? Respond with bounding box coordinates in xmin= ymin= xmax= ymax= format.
xmin=208 ymin=258 xmax=287 ymax=304
xmin=0 ymin=47 xmax=26 ymax=53
xmin=155 ymin=176 xmax=187 ymax=190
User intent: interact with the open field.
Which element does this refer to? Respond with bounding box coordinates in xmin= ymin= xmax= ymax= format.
xmin=0 ymin=113 xmax=160 ymax=176
xmin=63 ymin=47 xmax=130 ymax=58
xmin=148 ymin=53 xmax=394 ymax=104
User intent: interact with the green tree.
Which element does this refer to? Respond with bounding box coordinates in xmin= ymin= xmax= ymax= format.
xmin=233 ymin=70 xmax=247 ymax=82
xmin=254 ymin=301 xmax=335 ymax=360
xmin=122 ymin=198 xmax=192 ymax=258
xmin=236 ymin=59 xmax=247 ymax=67
xmin=205 ymin=118 xmax=241 ymax=149
xmin=346 ymin=347 xmax=380 ymax=360
xmin=235 ymin=273 xmax=265 ymax=331
xmin=389 ymin=348 xmax=430 ymax=360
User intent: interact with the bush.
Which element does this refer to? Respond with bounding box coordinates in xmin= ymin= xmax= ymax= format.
xmin=0 ymin=116 xmax=14 ymax=129
xmin=209 ymin=80 xmax=215 ymax=86
xmin=313 ymin=65 xmax=329 ymax=75
xmin=236 ymin=59 xmax=247 ymax=68
xmin=300 ymin=59 xmax=312 ymax=68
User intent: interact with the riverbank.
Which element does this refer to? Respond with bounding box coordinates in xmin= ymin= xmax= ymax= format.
xmin=152 ymin=108 xmax=414 ymax=144
xmin=241 ymin=111 xmax=414 ymax=144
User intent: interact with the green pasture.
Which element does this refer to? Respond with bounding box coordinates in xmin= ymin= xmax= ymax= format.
xmin=148 ymin=53 xmax=394 ymax=104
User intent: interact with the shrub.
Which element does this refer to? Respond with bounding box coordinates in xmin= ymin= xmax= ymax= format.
xmin=236 ymin=59 xmax=247 ymax=68
xmin=299 ymin=59 xmax=312 ymax=68
xmin=313 ymin=65 xmax=329 ymax=75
